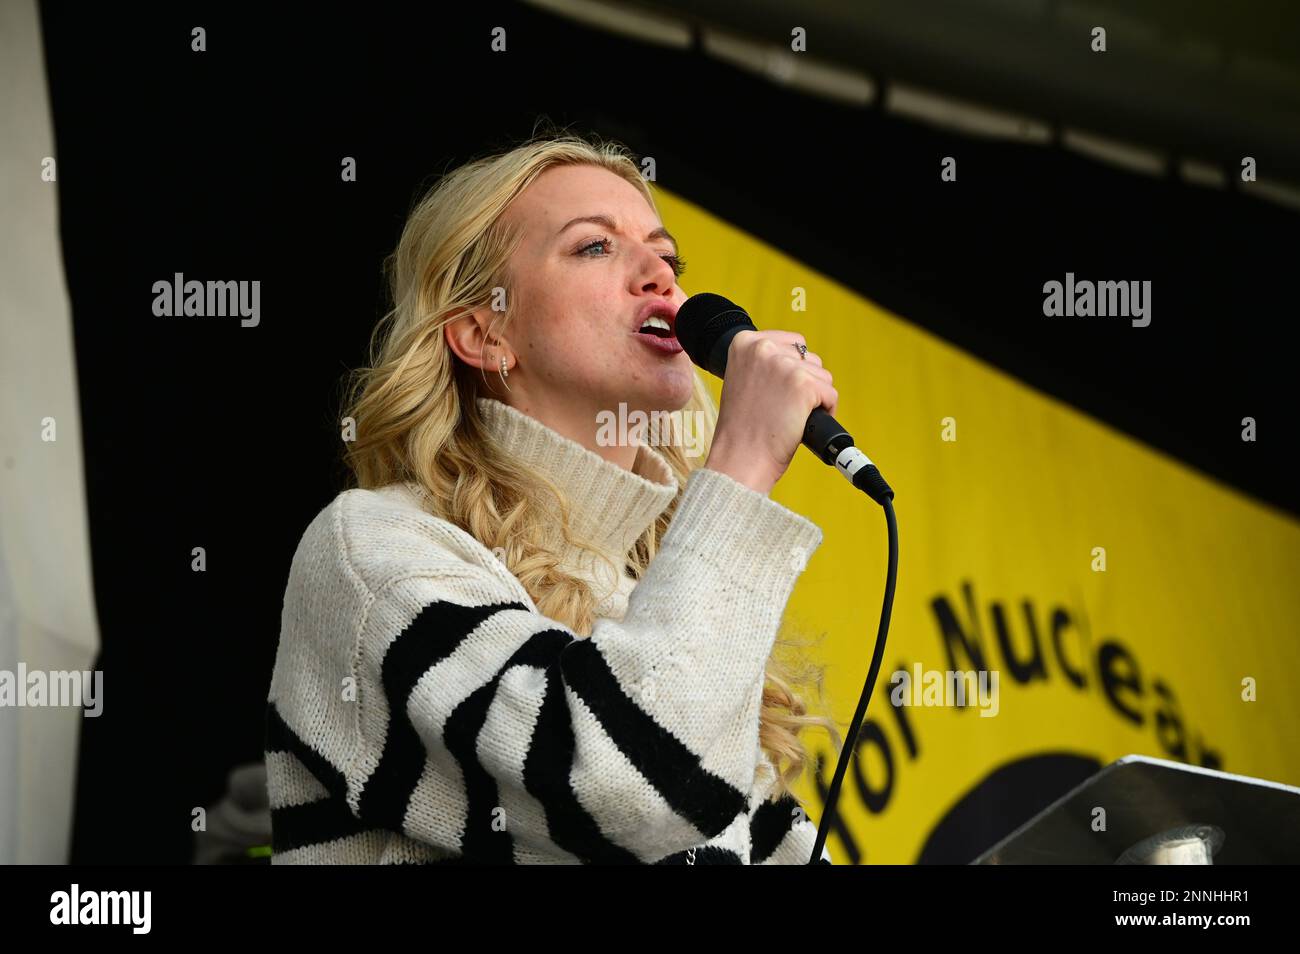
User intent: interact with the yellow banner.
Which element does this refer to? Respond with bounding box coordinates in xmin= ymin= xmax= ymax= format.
xmin=656 ymin=187 xmax=1300 ymax=864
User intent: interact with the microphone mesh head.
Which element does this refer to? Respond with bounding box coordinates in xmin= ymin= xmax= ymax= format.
xmin=675 ymin=293 xmax=753 ymax=375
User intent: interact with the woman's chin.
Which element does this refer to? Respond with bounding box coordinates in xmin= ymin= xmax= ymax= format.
xmin=641 ymin=385 xmax=694 ymax=414
xmin=648 ymin=362 xmax=697 ymax=410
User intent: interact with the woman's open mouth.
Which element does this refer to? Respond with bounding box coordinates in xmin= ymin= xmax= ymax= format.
xmin=633 ymin=320 xmax=684 ymax=354
xmin=632 ymin=304 xmax=684 ymax=354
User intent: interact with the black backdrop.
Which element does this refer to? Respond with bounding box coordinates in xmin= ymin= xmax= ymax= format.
xmin=37 ymin=2 xmax=1294 ymax=863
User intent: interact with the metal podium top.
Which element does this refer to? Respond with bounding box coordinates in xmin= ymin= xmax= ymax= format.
xmin=972 ymin=755 xmax=1300 ymax=864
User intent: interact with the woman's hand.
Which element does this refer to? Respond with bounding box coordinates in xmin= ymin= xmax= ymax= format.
xmin=704 ymin=330 xmax=837 ymax=496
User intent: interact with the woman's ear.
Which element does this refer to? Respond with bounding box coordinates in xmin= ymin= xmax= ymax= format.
xmin=444 ymin=309 xmax=511 ymax=372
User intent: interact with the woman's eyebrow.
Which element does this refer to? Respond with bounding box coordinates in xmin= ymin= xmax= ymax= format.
xmin=557 ymin=213 xmax=678 ymax=253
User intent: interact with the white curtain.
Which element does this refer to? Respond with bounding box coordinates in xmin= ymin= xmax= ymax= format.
xmin=0 ymin=0 xmax=102 ymax=863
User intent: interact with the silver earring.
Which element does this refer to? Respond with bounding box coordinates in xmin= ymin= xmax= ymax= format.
xmin=500 ymin=355 xmax=509 ymax=379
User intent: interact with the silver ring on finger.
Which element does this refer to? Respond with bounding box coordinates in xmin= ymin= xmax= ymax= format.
xmin=795 ymin=342 xmax=808 ymax=360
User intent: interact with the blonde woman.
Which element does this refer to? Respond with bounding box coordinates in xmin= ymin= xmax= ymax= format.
xmin=265 ymin=132 xmax=843 ymax=864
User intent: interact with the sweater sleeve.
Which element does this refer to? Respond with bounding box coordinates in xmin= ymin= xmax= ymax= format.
xmin=749 ymin=791 xmax=834 ymax=865
xmin=342 ymin=466 xmax=822 ymax=864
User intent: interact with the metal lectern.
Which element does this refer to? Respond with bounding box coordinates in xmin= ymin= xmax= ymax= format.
xmin=973 ymin=755 xmax=1300 ymax=864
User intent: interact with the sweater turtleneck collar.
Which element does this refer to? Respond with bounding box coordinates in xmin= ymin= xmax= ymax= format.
xmin=468 ymin=396 xmax=681 ymax=587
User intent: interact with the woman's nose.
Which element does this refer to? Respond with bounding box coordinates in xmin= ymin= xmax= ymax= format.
xmin=637 ymin=247 xmax=677 ymax=292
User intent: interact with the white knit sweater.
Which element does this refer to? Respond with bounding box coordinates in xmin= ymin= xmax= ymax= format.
xmin=265 ymin=395 xmax=832 ymax=864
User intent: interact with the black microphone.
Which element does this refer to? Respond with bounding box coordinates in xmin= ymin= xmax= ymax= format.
xmin=675 ymin=292 xmax=894 ymax=506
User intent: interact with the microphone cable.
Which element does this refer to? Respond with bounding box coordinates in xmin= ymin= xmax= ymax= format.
xmin=808 ymin=494 xmax=897 ymax=864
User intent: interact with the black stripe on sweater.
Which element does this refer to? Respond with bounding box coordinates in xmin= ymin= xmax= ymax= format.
xmin=749 ymin=793 xmax=803 ymax=863
xmin=519 ymin=634 xmax=641 ymax=864
xmin=272 ymin=791 xmax=370 ymax=854
xmin=439 ymin=634 xmax=561 ymax=864
xmin=265 ymin=702 xmax=369 ymax=853
xmin=560 ymin=636 xmax=750 ymax=838
xmin=266 ymin=700 xmax=348 ymax=799
xmin=358 ymin=599 xmax=525 ymax=833
xmin=443 ymin=627 xmax=645 ymax=864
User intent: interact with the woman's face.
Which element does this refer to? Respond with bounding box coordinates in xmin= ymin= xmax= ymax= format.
xmin=484 ymin=164 xmax=694 ymax=435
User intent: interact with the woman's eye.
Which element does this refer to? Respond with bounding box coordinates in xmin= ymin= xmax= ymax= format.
xmin=575 ymin=239 xmax=685 ymax=279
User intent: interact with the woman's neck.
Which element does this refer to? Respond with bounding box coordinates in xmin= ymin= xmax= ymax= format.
xmin=498 ymin=396 xmax=639 ymax=471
